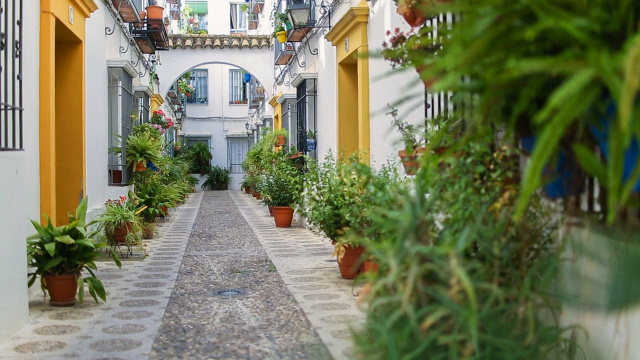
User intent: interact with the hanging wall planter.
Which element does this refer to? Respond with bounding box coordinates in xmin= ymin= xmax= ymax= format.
xmin=306 ymin=138 xmax=316 ymax=151
xmin=398 ymin=147 xmax=425 ymax=175
xmin=276 ymin=135 xmax=286 ymax=147
xmin=276 ymin=31 xmax=287 ymax=43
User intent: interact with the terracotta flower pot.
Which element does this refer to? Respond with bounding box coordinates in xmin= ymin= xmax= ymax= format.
xmin=398 ymin=147 xmax=425 ymax=175
xmin=272 ymin=206 xmax=294 ymax=228
xmin=255 ymin=192 xmax=262 ymax=200
xmin=112 ymin=222 xmax=133 ymax=244
xmin=44 ymin=274 xmax=78 ymax=307
xmin=143 ymin=222 xmax=156 ymax=239
xmin=362 ymin=259 xmax=379 ymax=274
xmin=145 ymin=5 xmax=164 ymax=20
xmin=268 ymin=206 xmax=274 ymax=216
xmin=276 ymin=135 xmax=286 ymax=147
xmin=135 ymin=160 xmax=147 ymax=172
xmin=245 ymin=187 xmax=251 ymax=194
xmin=161 ymin=205 xmax=169 ymax=216
xmin=337 ymin=246 xmax=365 ymax=279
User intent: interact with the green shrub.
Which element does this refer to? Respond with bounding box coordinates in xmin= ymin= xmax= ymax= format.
xmin=202 ymin=165 xmax=231 ymax=190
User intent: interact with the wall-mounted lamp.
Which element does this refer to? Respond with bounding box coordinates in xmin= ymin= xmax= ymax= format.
xmin=288 ymin=0 xmax=311 ymax=28
xmin=175 ymin=108 xmax=183 ymax=124
xmin=245 ymin=121 xmax=250 ymax=130
xmin=287 ymin=0 xmax=330 ymax=30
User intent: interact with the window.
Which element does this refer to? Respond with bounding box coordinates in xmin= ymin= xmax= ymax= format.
xmin=185 ymin=1 xmax=208 ymax=32
xmin=229 ymin=69 xmax=247 ymax=104
xmin=227 ymin=137 xmax=249 ymax=174
xmin=0 ymin=0 xmax=23 ymax=150
xmin=107 ymin=67 xmax=137 ymax=186
xmin=230 ymin=3 xmax=247 ymax=33
xmin=186 ymin=69 xmax=208 ymax=104
xmin=296 ymin=78 xmax=317 ymax=159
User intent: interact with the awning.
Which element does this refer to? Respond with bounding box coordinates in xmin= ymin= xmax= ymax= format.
xmin=185 ymin=1 xmax=208 ymax=14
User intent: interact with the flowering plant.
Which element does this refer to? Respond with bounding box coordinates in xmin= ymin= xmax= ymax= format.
xmin=178 ymin=79 xmax=195 ymax=95
xmin=150 ymin=109 xmax=174 ymax=134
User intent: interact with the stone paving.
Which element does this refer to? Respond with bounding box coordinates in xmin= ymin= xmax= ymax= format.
xmin=0 ymin=190 xmax=365 ymax=360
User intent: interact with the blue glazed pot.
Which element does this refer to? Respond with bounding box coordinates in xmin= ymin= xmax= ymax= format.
xmin=243 ymin=73 xmax=251 ymax=83
xmin=521 ymin=136 xmax=581 ymax=198
xmin=590 ymin=101 xmax=640 ymax=192
xmin=306 ymin=138 xmax=316 ymax=151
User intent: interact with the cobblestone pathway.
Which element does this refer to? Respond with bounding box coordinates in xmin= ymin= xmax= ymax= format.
xmin=0 ymin=191 xmax=364 ymax=360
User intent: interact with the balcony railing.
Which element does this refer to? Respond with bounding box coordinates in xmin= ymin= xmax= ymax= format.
xmin=130 ymin=19 xmax=170 ymax=54
xmin=111 ymin=0 xmax=143 ymax=23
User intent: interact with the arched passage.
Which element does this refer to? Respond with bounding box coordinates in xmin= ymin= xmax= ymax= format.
xmin=157 ymin=35 xmax=274 ymax=99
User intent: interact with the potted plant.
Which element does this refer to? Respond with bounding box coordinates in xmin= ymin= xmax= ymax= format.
xmin=306 ymin=130 xmax=317 ymax=151
xmin=100 ymin=194 xmax=145 ymax=245
xmin=126 ymin=132 xmax=162 ymax=172
xmin=387 ymin=105 xmax=425 ymax=175
xmin=202 ymin=165 xmax=231 ymax=190
xmin=178 ymin=79 xmax=195 ymax=97
xmin=273 ymin=12 xmax=289 ymax=42
xmin=186 ymin=142 xmax=213 ymax=175
xmin=27 ymin=198 xmax=122 ymax=306
xmin=131 ymin=172 xmax=165 ymax=239
xmin=260 ymin=161 xmax=302 ymax=228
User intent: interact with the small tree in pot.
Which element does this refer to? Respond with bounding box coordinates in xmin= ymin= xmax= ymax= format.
xmin=27 ymin=198 xmax=122 ymax=306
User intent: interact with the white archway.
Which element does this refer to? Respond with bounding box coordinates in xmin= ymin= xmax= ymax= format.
xmin=157 ymin=35 xmax=274 ymax=99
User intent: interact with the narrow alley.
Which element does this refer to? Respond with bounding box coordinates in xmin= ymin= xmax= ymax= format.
xmin=0 ymin=191 xmax=364 ymax=360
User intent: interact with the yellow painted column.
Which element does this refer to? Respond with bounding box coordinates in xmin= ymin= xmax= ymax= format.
xmin=39 ymin=12 xmax=57 ymax=224
xmin=151 ymin=94 xmax=164 ymax=111
xmin=40 ymin=0 xmax=97 ymax=224
xmin=357 ymin=47 xmax=370 ymax=153
xmin=325 ymin=1 xmax=370 ymax=159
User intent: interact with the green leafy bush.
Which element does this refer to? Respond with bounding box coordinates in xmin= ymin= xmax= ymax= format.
xmin=202 ymin=165 xmax=231 ymax=190
xmin=353 ymin=136 xmax=572 ymax=359
xmin=260 ymin=160 xmax=302 ymax=207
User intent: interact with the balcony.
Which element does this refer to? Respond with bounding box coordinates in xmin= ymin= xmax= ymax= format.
xmin=274 ymin=37 xmax=295 ymax=66
xmin=130 ymin=19 xmax=170 ymax=54
xmin=111 ymin=0 xmax=143 ymax=23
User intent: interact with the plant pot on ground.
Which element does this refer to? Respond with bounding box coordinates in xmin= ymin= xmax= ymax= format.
xmin=143 ymin=222 xmax=156 ymax=239
xmin=27 ymin=198 xmax=122 ymax=306
xmin=202 ymin=165 xmax=231 ymax=190
xmin=100 ymin=194 xmax=145 ymax=246
xmin=335 ymin=243 xmax=365 ymax=279
xmin=259 ymin=159 xmax=302 ymax=228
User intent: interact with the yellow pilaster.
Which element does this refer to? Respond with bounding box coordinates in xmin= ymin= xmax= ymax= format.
xmin=269 ymin=92 xmax=283 ymax=131
xmin=40 ymin=0 xmax=97 ymax=224
xmin=151 ymin=94 xmax=165 ymax=111
xmin=325 ymin=1 xmax=370 ymax=159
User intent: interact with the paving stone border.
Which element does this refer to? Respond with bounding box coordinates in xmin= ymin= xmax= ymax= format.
xmin=0 ymin=193 xmax=203 ymax=360
xmin=229 ymin=191 xmax=366 ymax=360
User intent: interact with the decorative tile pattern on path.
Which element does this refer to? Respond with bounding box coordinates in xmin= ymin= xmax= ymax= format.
xmin=0 ymin=191 xmax=365 ymax=360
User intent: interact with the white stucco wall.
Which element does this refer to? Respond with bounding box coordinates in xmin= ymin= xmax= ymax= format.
xmin=179 ymin=64 xmax=252 ymax=190
xmin=84 ymin=2 xmax=154 ymax=219
xmin=0 ymin=0 xmax=40 ymax=344
xmin=271 ymin=0 xmax=424 ymax=171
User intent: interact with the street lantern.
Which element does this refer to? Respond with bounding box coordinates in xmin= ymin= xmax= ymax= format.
xmin=175 ymin=108 xmax=183 ymax=124
xmin=245 ymin=121 xmax=250 ymax=130
xmin=287 ymin=0 xmax=311 ymax=28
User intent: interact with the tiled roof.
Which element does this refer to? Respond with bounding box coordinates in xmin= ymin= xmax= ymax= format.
xmin=169 ymin=35 xmax=271 ymax=49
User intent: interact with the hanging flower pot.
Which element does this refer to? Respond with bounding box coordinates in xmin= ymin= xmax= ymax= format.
xmin=272 ymin=206 xmax=294 ymax=228
xmin=276 ymin=135 xmax=286 ymax=146
xmin=398 ymin=147 xmax=425 ymax=175
xmin=186 ymin=92 xmax=192 ymax=98
xmin=44 ymin=274 xmax=78 ymax=307
xmin=276 ymin=31 xmax=287 ymax=43
xmin=243 ymin=73 xmax=251 ymax=83
xmin=306 ymin=138 xmax=316 ymax=151
xmin=135 ymin=160 xmax=147 ymax=172
xmin=337 ymin=246 xmax=365 ymax=279
xmin=396 ymin=2 xmax=426 ymax=28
